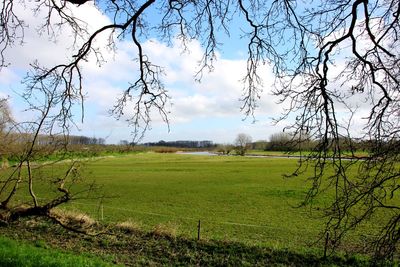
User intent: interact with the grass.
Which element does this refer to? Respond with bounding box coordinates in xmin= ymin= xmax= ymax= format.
xmin=246 ymin=150 xmax=303 ymax=156
xmin=247 ymin=149 xmax=369 ymax=158
xmin=2 ymin=152 xmax=383 ymax=254
xmin=0 ymin=218 xmax=370 ymax=266
xmin=72 ymin=153 xmax=322 ymax=247
xmin=0 ymin=235 xmax=116 ymax=267
xmin=20 ymin=153 xmax=364 ymax=250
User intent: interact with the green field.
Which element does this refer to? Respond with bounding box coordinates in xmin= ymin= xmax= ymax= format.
xmin=7 ymin=152 xmax=378 ymax=252
xmin=43 ymin=154 xmax=326 ymax=249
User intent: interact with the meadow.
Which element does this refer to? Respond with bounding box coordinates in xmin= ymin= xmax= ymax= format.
xmin=18 ymin=151 xmax=376 ymax=254
xmin=2 ymin=150 xmax=383 ymax=260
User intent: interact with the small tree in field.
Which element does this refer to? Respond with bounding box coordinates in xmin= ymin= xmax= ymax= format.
xmin=234 ymin=133 xmax=252 ymax=156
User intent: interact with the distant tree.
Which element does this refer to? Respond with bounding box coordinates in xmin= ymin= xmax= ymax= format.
xmin=119 ymin=140 xmax=129 ymax=146
xmin=0 ymin=98 xmax=13 ymax=168
xmin=252 ymin=141 xmax=268 ymax=151
xmin=216 ymin=144 xmax=234 ymax=155
xmin=234 ymin=133 xmax=252 ymax=156
xmin=0 ymin=98 xmax=12 ymax=134
xmin=266 ymin=133 xmax=293 ymax=152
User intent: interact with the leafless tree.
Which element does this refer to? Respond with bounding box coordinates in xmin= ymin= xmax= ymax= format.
xmin=267 ymin=1 xmax=400 ymax=262
xmin=0 ymin=98 xmax=13 ymax=168
xmin=0 ymin=98 xmax=12 ymax=133
xmin=234 ymin=133 xmax=252 ymax=156
xmin=1 ymin=0 xmax=399 ymax=260
xmin=0 ymin=94 xmax=100 ymax=231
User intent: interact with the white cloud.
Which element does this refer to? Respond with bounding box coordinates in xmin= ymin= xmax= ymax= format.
xmin=1 ymin=3 xmax=282 ymax=143
xmin=84 ymin=37 xmax=281 ymax=143
xmin=0 ymin=68 xmax=19 ymax=85
xmin=138 ymin=39 xmax=279 ymax=126
xmin=4 ymin=1 xmax=111 ymax=68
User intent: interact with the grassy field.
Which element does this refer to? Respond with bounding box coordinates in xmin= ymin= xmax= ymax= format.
xmin=76 ymin=153 xmax=321 ymax=247
xmin=6 ymin=152 xmax=379 ymax=253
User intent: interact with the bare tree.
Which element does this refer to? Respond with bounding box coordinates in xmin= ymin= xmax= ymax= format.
xmin=0 ymin=98 xmax=13 ymax=168
xmin=267 ymin=1 xmax=400 ymax=261
xmin=0 ymin=0 xmax=399 ymax=260
xmin=0 ymin=92 xmax=101 ymax=230
xmin=234 ymin=133 xmax=252 ymax=156
xmin=0 ymin=98 xmax=12 ymax=133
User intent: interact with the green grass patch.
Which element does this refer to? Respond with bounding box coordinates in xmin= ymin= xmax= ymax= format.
xmin=248 ymin=149 xmax=369 ymax=158
xmin=0 ymin=235 xmax=116 ymax=267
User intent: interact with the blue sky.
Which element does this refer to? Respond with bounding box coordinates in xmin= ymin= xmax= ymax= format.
xmin=0 ymin=1 xmax=321 ymax=144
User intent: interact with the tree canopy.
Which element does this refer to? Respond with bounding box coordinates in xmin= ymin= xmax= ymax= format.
xmin=234 ymin=133 xmax=252 ymax=156
xmin=1 ymin=0 xmax=399 ymax=261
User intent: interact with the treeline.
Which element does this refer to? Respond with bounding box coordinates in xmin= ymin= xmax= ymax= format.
xmin=0 ymin=133 xmax=140 ymax=163
xmin=2 ymin=133 xmax=106 ymax=146
xmin=68 ymin=135 xmax=106 ymax=145
xmin=142 ymin=140 xmax=215 ymax=148
xmin=252 ymin=133 xmax=397 ymax=152
xmin=1 ymin=134 xmax=220 ymax=163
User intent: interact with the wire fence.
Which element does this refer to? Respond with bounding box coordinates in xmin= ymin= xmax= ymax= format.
xmin=71 ymin=201 xmax=314 ymax=230
xmin=66 ymin=200 xmax=326 ymax=247
xmin=19 ymin=196 xmax=380 ymax=245
xmin=15 ymin=196 xmax=379 ymax=254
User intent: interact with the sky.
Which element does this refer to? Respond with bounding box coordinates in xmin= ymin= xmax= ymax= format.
xmin=0 ymin=1 xmax=372 ymax=144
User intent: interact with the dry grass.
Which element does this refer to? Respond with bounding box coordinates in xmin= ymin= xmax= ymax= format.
xmin=50 ymin=209 xmax=96 ymax=229
xmin=0 ymin=159 xmax=9 ymax=169
xmin=115 ymin=219 xmax=142 ymax=233
xmin=151 ymin=222 xmax=179 ymax=238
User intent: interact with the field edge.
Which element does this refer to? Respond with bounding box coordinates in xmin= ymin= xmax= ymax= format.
xmin=0 ymin=217 xmax=372 ymax=266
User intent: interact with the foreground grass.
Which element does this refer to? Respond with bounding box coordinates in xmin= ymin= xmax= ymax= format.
xmin=0 ymin=218 xmax=370 ymax=266
xmin=0 ymin=235 xmax=115 ymax=267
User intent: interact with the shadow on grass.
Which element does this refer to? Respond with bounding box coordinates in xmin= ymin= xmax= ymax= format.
xmin=0 ymin=218 xmax=371 ymax=266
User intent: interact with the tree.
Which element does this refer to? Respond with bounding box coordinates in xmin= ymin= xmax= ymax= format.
xmin=1 ymin=0 xmax=399 ymax=260
xmin=0 ymin=98 xmax=13 ymax=168
xmin=119 ymin=140 xmax=129 ymax=146
xmin=0 ymin=98 xmax=12 ymax=134
xmin=266 ymin=132 xmax=316 ymax=152
xmin=267 ymin=132 xmax=293 ymax=152
xmin=234 ymin=133 xmax=252 ymax=156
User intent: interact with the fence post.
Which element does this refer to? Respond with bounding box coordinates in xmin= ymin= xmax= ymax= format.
xmin=197 ymin=220 xmax=201 ymax=241
xmin=100 ymin=204 xmax=104 ymax=221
